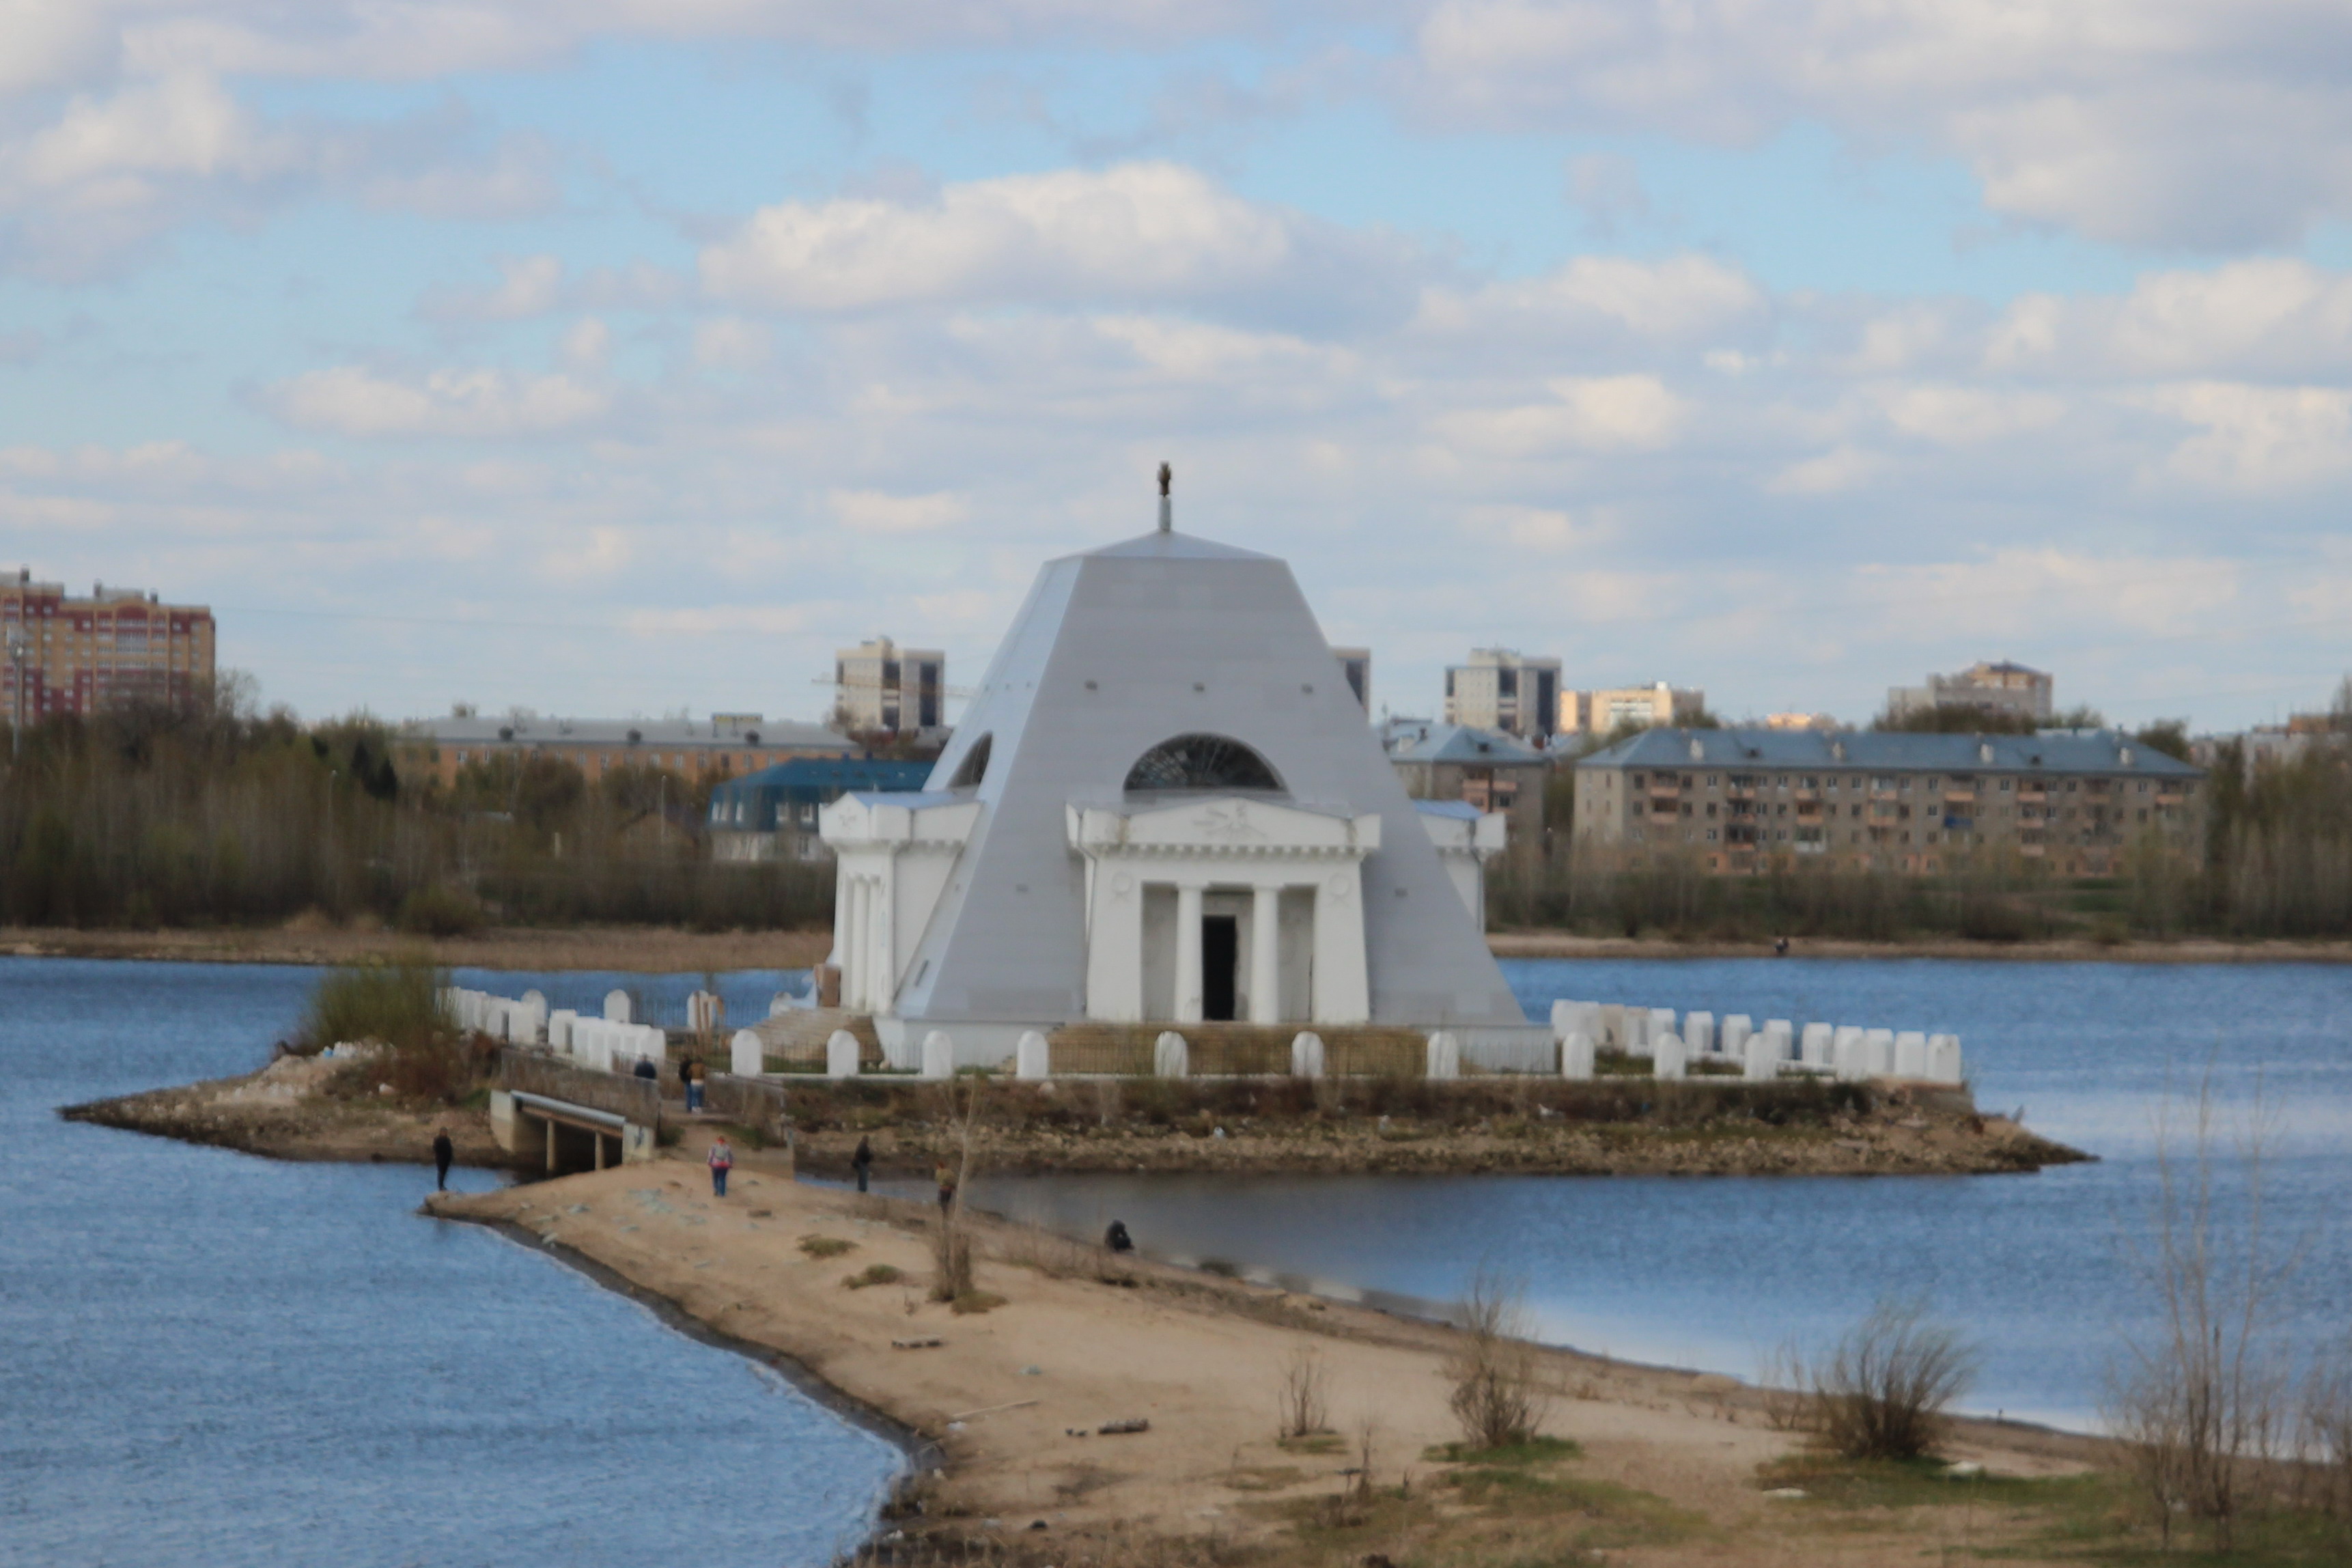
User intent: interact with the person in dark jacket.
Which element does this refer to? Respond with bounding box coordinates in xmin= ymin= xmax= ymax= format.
xmin=432 ymin=1128 xmax=455 ymax=1191
xmin=1105 ymin=1219 xmax=1134 ymax=1253
xmin=852 ymin=1136 xmax=873 ymax=1193
xmin=632 ymin=1056 xmax=658 ymax=1080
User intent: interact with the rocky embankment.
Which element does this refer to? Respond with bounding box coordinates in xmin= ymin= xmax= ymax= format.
xmin=62 ymin=1047 xmax=512 ymax=1168
xmin=791 ymin=1078 xmax=2088 ymax=1179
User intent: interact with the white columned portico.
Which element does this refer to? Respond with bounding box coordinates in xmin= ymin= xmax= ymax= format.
xmin=817 ymin=794 xmax=981 ymax=1020
xmin=1249 ymin=883 xmax=1280 ymax=1024
xmin=1175 ymin=883 xmax=1205 ymax=1024
xmin=1067 ymin=798 xmax=1382 ymax=1028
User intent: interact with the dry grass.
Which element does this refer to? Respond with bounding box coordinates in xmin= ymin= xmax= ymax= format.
xmin=842 ymin=1263 xmax=903 ymax=1290
xmin=1807 ymin=1298 xmax=1976 ymax=1461
xmin=1444 ymin=1270 xmax=1550 ymax=1450
xmin=798 ymin=1234 xmax=854 ymax=1259
xmin=1277 ymin=1346 xmax=1330 ymax=1442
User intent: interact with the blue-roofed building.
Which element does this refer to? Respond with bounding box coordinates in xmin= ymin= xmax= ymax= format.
xmin=1574 ymin=727 xmax=2204 ymax=876
xmin=707 ymin=757 xmax=934 ymax=862
xmin=1382 ymin=717 xmax=1550 ymax=856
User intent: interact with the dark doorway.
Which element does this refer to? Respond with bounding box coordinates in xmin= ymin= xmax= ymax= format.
xmin=1201 ymin=916 xmax=1238 ymax=1020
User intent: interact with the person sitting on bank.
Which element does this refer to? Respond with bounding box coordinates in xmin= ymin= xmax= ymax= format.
xmin=708 ymin=1134 xmax=733 ymax=1197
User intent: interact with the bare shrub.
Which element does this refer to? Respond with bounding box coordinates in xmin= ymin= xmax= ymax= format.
xmin=1810 ymin=1298 xmax=1975 ymax=1461
xmin=1444 ymin=1269 xmax=1549 ymax=1450
xmin=929 ymin=1076 xmax=985 ymax=1304
xmin=2103 ymin=1074 xmax=2294 ymax=1550
xmin=2299 ymin=1334 xmax=2352 ymax=1522
xmin=307 ymin=953 xmax=479 ymax=1102
xmin=1277 ymin=1346 xmax=1330 ymax=1440
xmin=1757 ymin=1338 xmax=1815 ymax=1434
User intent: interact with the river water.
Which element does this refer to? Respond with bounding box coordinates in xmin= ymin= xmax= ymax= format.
xmin=955 ymin=958 xmax=2352 ymax=1431
xmin=4 ymin=954 xmax=2347 ymax=1563
xmin=0 ymin=958 xmax=900 ymax=1568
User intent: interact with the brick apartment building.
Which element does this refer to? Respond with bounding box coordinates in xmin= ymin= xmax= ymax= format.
xmin=1575 ymin=727 xmax=2204 ymax=876
xmin=2 ymin=570 xmax=217 ymax=720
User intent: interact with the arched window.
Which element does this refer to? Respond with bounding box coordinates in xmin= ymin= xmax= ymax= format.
xmin=1123 ymin=733 xmax=1283 ymax=794
xmin=949 ymin=733 xmax=992 ymax=789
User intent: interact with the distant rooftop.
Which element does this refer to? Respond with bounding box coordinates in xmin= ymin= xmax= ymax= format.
xmin=1579 ymin=726 xmax=2200 ymax=776
xmin=1382 ymin=718 xmax=1548 ymax=766
xmin=403 ymin=714 xmax=850 ymax=749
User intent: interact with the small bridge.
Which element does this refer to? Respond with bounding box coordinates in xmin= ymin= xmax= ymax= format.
xmin=489 ymin=1049 xmax=660 ymax=1173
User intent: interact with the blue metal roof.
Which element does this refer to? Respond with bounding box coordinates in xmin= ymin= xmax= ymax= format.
xmin=1576 ymin=726 xmax=2202 ymax=777
xmin=1382 ymin=718 xmax=1548 ymax=766
xmin=706 ymin=757 xmax=935 ymax=830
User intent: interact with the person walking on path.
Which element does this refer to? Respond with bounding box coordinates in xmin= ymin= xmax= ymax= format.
xmin=432 ymin=1127 xmax=454 ymax=1191
xmin=934 ymin=1158 xmax=957 ymax=1216
xmin=852 ymin=1136 xmax=873 ymax=1194
xmin=686 ymin=1056 xmax=707 ymax=1113
xmin=708 ymin=1134 xmax=733 ymax=1198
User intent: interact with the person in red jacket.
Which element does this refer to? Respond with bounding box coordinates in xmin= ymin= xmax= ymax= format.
xmin=708 ymin=1134 xmax=733 ymax=1197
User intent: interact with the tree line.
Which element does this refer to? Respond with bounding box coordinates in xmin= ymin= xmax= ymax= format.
xmin=0 ymin=689 xmax=834 ymax=931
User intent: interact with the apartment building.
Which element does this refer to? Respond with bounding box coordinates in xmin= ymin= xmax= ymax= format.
xmin=1560 ymin=680 xmax=1706 ymax=736
xmin=1444 ymin=648 xmax=1560 ymax=741
xmin=1575 ymin=727 xmax=2204 ymax=877
xmin=835 ymin=638 xmax=946 ymax=735
xmin=1 ymin=569 xmax=216 ymax=720
xmin=400 ymin=712 xmax=853 ymax=790
xmin=1888 ymin=660 xmax=2054 ymax=722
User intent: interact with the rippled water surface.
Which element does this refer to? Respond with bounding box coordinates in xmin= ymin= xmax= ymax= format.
xmin=0 ymin=958 xmax=895 ymax=1568
xmin=960 ymin=957 xmax=2352 ymax=1430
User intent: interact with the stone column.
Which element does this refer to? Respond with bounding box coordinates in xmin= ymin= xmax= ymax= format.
xmin=1249 ymin=882 xmax=1281 ymax=1025
xmin=869 ymin=868 xmax=895 ymax=1016
xmin=1175 ymin=882 xmax=1205 ymax=1024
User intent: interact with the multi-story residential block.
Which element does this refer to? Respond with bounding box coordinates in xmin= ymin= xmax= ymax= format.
xmin=1888 ymin=660 xmax=2054 ymax=723
xmin=1384 ymin=717 xmax=1549 ymax=855
xmin=1 ymin=569 xmax=216 ymax=720
xmin=835 ymin=638 xmax=946 ymax=735
xmin=1560 ymin=681 xmax=1707 ymax=736
xmin=1444 ymin=648 xmax=1560 ymax=741
xmin=1330 ymin=646 xmax=1371 ymax=713
xmin=400 ymin=712 xmax=852 ymax=791
xmin=705 ymin=757 xmax=935 ymax=861
xmin=1575 ymin=727 xmax=2204 ymax=877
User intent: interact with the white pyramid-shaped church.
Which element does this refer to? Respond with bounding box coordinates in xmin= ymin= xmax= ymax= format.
xmin=820 ymin=483 xmax=1547 ymax=1067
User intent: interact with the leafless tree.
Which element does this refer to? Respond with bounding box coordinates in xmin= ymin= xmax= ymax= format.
xmin=1444 ymin=1268 xmax=1549 ymax=1449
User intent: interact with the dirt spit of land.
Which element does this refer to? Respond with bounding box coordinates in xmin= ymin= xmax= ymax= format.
xmin=426 ymin=1149 xmax=2110 ymax=1567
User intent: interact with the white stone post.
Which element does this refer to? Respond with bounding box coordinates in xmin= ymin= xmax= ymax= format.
xmin=1723 ymin=1014 xmax=1752 ymax=1056
xmin=1744 ymin=1033 xmax=1778 ymax=1080
xmin=1865 ymin=1028 xmax=1895 ymax=1077
xmin=1684 ymin=1011 xmax=1715 ymax=1054
xmin=1016 ymin=1030 xmax=1051 ymax=1080
xmin=1653 ymin=1031 xmax=1686 ymax=1080
xmin=1425 ymin=1031 xmax=1461 ymax=1080
xmin=548 ymin=1009 xmax=576 ymax=1054
xmin=604 ymin=988 xmax=632 ymax=1024
xmin=1834 ymin=1033 xmax=1866 ymax=1082
xmin=1800 ymin=1022 xmax=1832 ymax=1067
xmin=1927 ymin=1034 xmax=1964 ymax=1084
xmin=1622 ymin=1009 xmax=1649 ymax=1055
xmin=1833 ymin=1025 xmax=1864 ymax=1067
xmin=1175 ymin=884 xmax=1205 ymax=1024
xmin=826 ymin=1029 xmax=861 ymax=1079
xmin=1290 ymin=1031 xmax=1325 ymax=1078
xmin=1153 ymin=1031 xmax=1189 ymax=1078
xmin=919 ymin=1030 xmax=953 ymax=1080
xmin=1249 ymin=883 xmax=1281 ymax=1025
xmin=730 ymin=1028 xmax=763 ymax=1077
xmin=1894 ymin=1031 xmax=1928 ymax=1078
xmin=1560 ymin=1033 xmax=1595 ymax=1080
xmin=1649 ymin=1008 xmax=1677 ymax=1044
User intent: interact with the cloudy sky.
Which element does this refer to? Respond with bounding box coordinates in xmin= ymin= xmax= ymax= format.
xmin=4 ymin=1 xmax=2350 ymax=733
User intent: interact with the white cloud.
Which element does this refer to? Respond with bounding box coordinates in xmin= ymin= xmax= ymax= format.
xmin=828 ymin=488 xmax=969 ymax=534
xmin=1433 ymin=375 xmax=1687 ymax=457
xmin=1989 ymin=260 xmax=2352 ymax=380
xmin=700 ymin=161 xmax=1384 ymax=316
xmin=693 ymin=316 xmax=773 ymax=370
xmin=267 ymin=365 xmax=612 ymax=438
xmin=2144 ymin=382 xmax=2352 ymax=491
xmin=1408 ymin=0 xmax=2352 ymax=248
xmin=1414 ymin=253 xmax=1763 ymax=344
xmin=1883 ymin=385 xmax=2067 ymax=446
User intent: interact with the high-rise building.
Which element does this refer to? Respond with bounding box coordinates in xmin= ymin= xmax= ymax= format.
xmin=1560 ymin=682 xmax=1707 ymax=736
xmin=1 ymin=569 xmax=216 ymax=721
xmin=1443 ymin=648 xmax=1560 ymax=741
xmin=1330 ymin=646 xmax=1371 ymax=713
xmin=1888 ymin=660 xmax=2053 ymax=723
xmin=834 ymin=638 xmax=947 ymax=735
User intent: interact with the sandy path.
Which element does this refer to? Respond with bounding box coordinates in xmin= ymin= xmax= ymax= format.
xmin=425 ymin=1149 xmax=2102 ymax=1565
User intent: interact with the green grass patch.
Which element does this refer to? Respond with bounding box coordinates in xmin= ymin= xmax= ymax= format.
xmin=797 ymin=1235 xmax=854 ymax=1259
xmin=841 ymin=1263 xmax=902 ymax=1289
xmin=1425 ymin=1435 xmax=1584 ymax=1466
xmin=1759 ymin=1453 xmax=2084 ymax=1513
xmin=1277 ymin=1433 xmax=1345 ymax=1455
